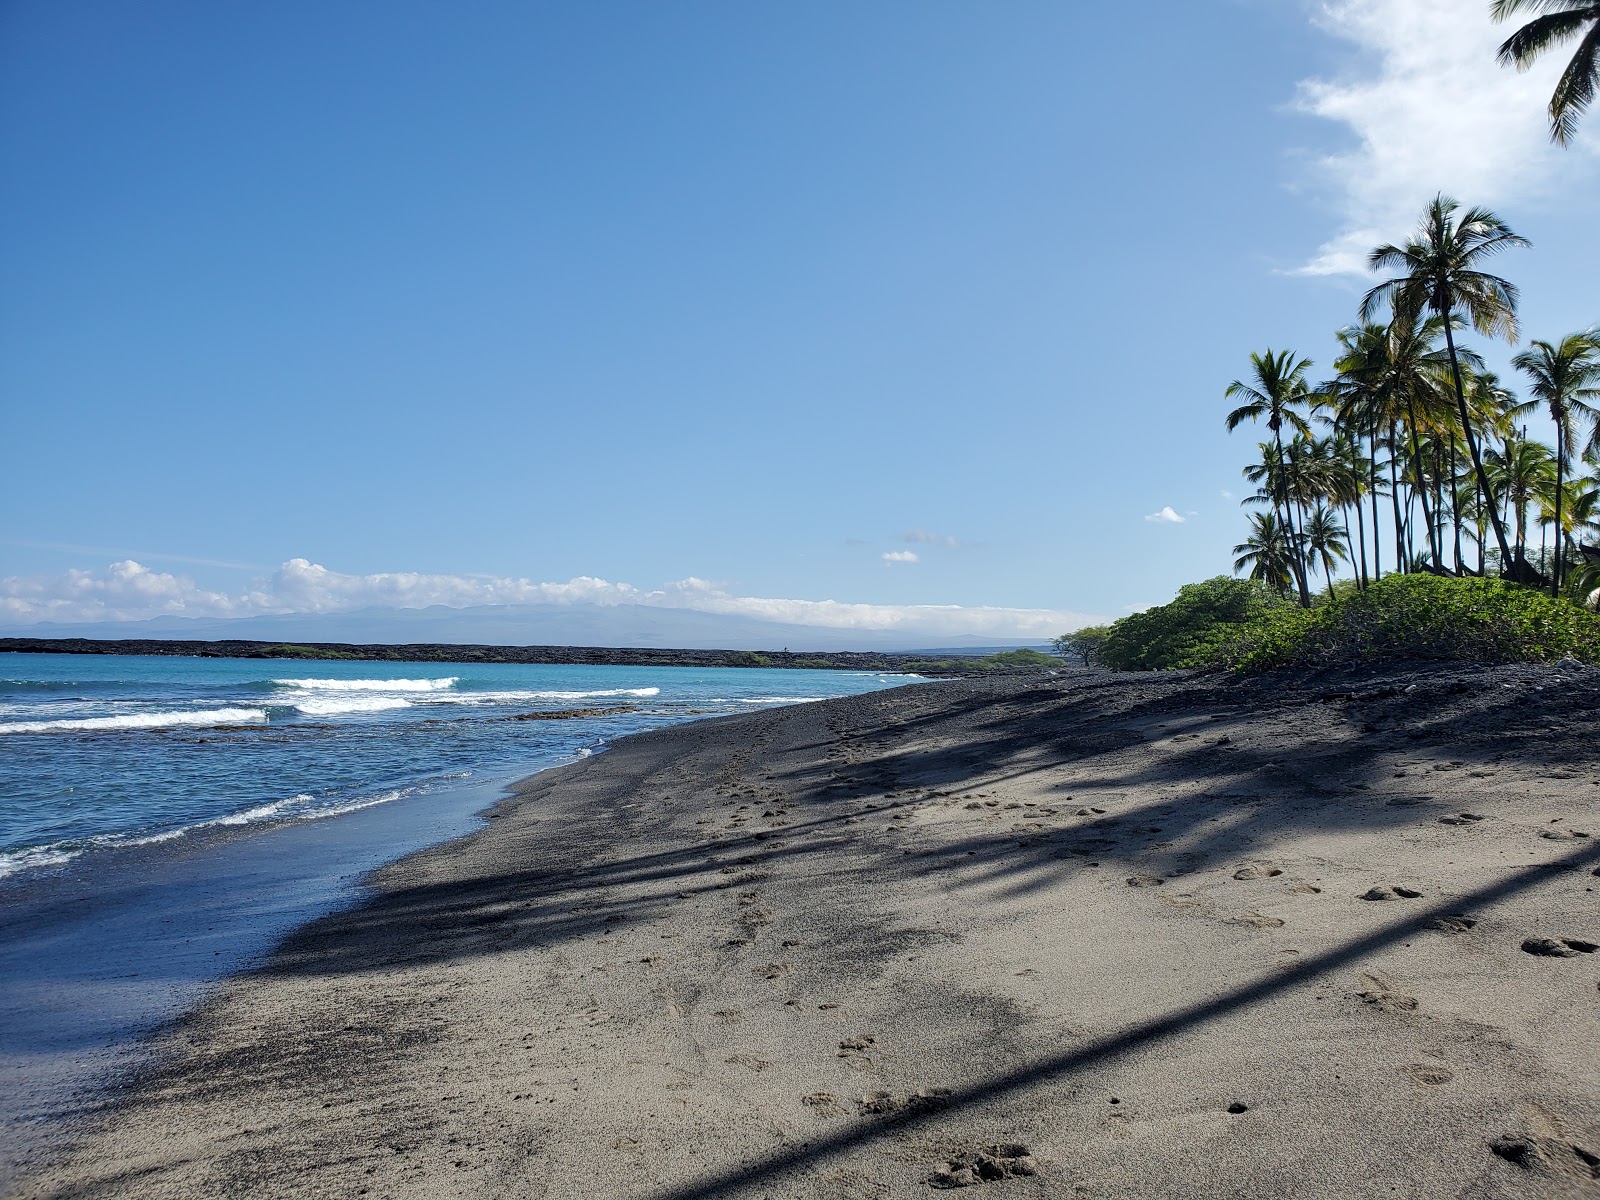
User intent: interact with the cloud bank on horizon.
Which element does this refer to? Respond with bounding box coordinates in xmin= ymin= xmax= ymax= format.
xmin=0 ymin=559 xmax=1100 ymax=638
xmin=1295 ymin=0 xmax=1598 ymax=277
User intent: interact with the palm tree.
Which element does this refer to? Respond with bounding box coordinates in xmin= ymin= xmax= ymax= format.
xmin=1233 ymin=512 xmax=1297 ymax=597
xmin=1329 ymin=315 xmax=1465 ymax=575
xmin=1329 ymin=323 xmax=1392 ymax=583
xmin=1509 ymin=330 xmax=1600 ymax=594
xmin=1362 ymin=196 xmax=1530 ymax=576
xmin=1493 ymin=0 xmax=1600 ymax=145
xmin=1226 ymin=350 xmax=1315 ymax=605
xmin=1565 ymin=449 xmax=1600 ymax=605
xmin=1302 ymin=504 xmax=1351 ymax=598
xmin=1486 ymin=435 xmax=1557 ymax=570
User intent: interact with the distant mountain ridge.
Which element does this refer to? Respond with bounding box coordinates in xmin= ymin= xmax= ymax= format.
xmin=0 ymin=602 xmax=1054 ymax=654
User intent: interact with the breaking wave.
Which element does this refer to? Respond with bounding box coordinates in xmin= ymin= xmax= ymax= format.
xmin=0 ymin=707 xmax=269 ymax=735
xmin=272 ymin=677 xmax=459 ymax=692
xmin=289 ymin=696 xmax=414 ymax=716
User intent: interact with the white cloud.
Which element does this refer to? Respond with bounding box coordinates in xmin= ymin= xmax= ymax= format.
xmin=902 ymin=529 xmax=960 ymax=549
xmin=881 ymin=550 xmax=920 ymax=564
xmin=1292 ymin=0 xmax=1597 ymax=276
xmin=1144 ymin=506 xmax=1186 ymax=524
xmin=0 ymin=558 xmax=1103 ymax=637
xmin=1219 ymin=489 xmax=1235 ymax=501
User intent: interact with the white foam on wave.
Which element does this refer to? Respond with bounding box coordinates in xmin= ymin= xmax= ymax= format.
xmin=0 ymin=844 xmax=80 ymax=879
xmin=272 ymin=677 xmax=459 ymax=692
xmin=291 ymin=696 xmax=414 ymax=716
xmin=518 ymin=687 xmax=660 ymax=701
xmin=734 ymin=696 xmax=827 ymax=704
xmin=0 ymin=785 xmax=422 ymax=880
xmin=0 ymin=707 xmax=269 ymax=735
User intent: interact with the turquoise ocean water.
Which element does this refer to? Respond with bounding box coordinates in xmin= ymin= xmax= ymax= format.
xmin=0 ymin=653 xmax=918 ymax=881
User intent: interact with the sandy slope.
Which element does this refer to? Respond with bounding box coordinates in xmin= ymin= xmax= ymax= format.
xmin=13 ymin=666 xmax=1600 ymax=1199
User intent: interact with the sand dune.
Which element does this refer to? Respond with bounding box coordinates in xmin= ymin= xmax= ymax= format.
xmin=14 ymin=665 xmax=1600 ymax=1198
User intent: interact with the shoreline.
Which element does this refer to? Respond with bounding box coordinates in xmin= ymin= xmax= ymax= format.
xmin=11 ymin=666 xmax=1600 ymax=1197
xmin=0 ymin=769 xmax=521 ymax=1184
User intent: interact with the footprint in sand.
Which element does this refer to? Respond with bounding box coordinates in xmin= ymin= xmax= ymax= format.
xmin=1405 ymin=1063 xmax=1455 ymax=1085
xmin=1539 ymin=829 xmax=1591 ymax=841
xmin=725 ymin=1053 xmax=772 ymax=1072
xmin=1491 ymin=1135 xmax=1600 ymax=1181
xmin=856 ymin=1088 xmax=952 ymax=1116
xmin=1226 ymin=911 xmax=1285 ymax=928
xmin=1428 ymin=914 xmax=1478 ymax=933
xmin=837 ymin=1034 xmax=877 ymax=1071
xmin=1126 ymin=873 xmax=1165 ymax=888
xmin=1520 ymin=937 xmax=1599 ymax=957
xmin=802 ymin=1092 xmax=843 ymax=1117
xmin=1359 ymin=886 xmax=1424 ymax=901
xmin=1438 ymin=813 xmax=1486 ymax=826
xmin=1354 ymin=972 xmax=1419 ymax=1013
xmin=928 ymin=1144 xmax=1037 ymax=1189
xmin=1232 ymin=863 xmax=1283 ymax=881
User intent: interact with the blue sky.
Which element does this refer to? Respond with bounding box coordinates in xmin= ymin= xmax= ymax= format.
xmin=3 ymin=0 xmax=1597 ymax=638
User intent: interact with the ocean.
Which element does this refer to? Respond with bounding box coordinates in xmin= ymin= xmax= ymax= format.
xmin=0 ymin=652 xmax=918 ymax=880
xmin=0 ymin=652 xmax=922 ymax=1157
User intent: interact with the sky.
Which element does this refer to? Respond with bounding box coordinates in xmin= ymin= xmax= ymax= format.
xmin=3 ymin=0 xmax=1598 ymax=638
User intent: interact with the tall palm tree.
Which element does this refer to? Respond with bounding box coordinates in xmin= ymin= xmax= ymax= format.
xmin=1486 ymin=435 xmax=1557 ymax=569
xmin=1226 ymin=350 xmax=1315 ymax=605
xmin=1362 ymin=196 xmax=1530 ymax=576
xmin=1302 ymin=504 xmax=1351 ymax=598
xmin=1329 ymin=323 xmax=1392 ymax=583
xmin=1509 ymin=330 xmax=1600 ymax=594
xmin=1233 ymin=512 xmax=1297 ymax=597
xmin=1329 ymin=315 xmax=1464 ymax=575
xmin=1493 ymin=0 xmax=1600 ymax=145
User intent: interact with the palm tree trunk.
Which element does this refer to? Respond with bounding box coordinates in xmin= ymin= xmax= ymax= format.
xmin=1553 ymin=426 xmax=1565 ymax=598
xmin=1449 ymin=435 xmax=1465 ymax=573
xmin=1403 ymin=398 xmax=1440 ymax=570
xmin=1440 ymin=444 xmax=1452 ymax=569
xmin=1388 ymin=422 xmax=1407 ymax=573
xmin=1441 ymin=314 xmax=1516 ymax=572
xmin=1368 ymin=425 xmax=1383 ymax=582
xmin=1274 ymin=428 xmax=1311 ymax=607
xmin=1352 ymin=497 xmax=1368 ymax=590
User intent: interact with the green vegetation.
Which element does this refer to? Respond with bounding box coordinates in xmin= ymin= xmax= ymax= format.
xmin=1091 ymin=578 xmax=1296 ymax=672
xmin=1051 ymin=626 xmax=1111 ymax=666
xmin=1220 ymin=575 xmax=1600 ymax=671
xmin=1050 ymin=13 xmax=1600 ymax=676
xmin=256 ymin=644 xmax=360 ymax=660
xmin=1217 ymin=193 xmax=1599 ymax=614
xmin=1493 ymin=0 xmax=1600 ymax=145
xmin=1071 ymin=576 xmax=1600 ymax=675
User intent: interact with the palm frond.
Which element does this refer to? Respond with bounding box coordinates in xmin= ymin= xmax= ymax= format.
xmin=1550 ymin=24 xmax=1600 ymax=144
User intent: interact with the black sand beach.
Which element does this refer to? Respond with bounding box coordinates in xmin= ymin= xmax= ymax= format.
xmin=9 ymin=667 xmax=1600 ymax=1198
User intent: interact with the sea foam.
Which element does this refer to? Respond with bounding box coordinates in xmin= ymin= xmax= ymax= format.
xmin=0 ymin=707 xmax=269 ymax=735
xmin=272 ymin=677 xmax=459 ymax=692
xmin=290 ymin=696 xmax=414 ymax=716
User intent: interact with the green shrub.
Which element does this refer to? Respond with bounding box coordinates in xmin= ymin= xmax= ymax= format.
xmin=1099 ymin=577 xmax=1295 ymax=671
xmin=1052 ymin=626 xmax=1111 ymax=666
xmin=1220 ymin=574 xmax=1600 ymax=672
xmin=980 ymin=648 xmax=1059 ymax=668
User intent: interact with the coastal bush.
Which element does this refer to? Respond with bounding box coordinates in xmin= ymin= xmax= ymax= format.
xmin=1097 ymin=577 xmax=1294 ymax=671
xmin=981 ymin=648 xmax=1060 ymax=668
xmin=1218 ymin=574 xmax=1600 ymax=672
xmin=1052 ymin=625 xmax=1111 ymax=666
xmin=257 ymin=644 xmax=359 ymax=660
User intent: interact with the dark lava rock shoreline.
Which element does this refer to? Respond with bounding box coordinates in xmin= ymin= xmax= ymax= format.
xmin=0 ymin=636 xmax=1010 ymax=676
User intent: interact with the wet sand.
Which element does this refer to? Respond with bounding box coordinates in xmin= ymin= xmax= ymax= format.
xmin=11 ymin=666 xmax=1600 ymax=1198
